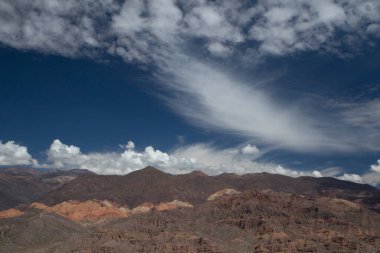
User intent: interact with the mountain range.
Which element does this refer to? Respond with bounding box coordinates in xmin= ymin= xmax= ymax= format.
xmin=1 ymin=166 xmax=380 ymax=252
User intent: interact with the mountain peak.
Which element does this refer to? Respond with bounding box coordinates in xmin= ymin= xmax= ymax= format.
xmin=127 ymin=166 xmax=168 ymax=177
xmin=188 ymin=170 xmax=208 ymax=177
xmin=141 ymin=166 xmax=164 ymax=173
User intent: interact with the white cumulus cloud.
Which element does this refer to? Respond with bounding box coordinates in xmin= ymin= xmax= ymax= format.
xmin=46 ymin=139 xmax=201 ymax=175
xmin=43 ymin=139 xmax=319 ymax=177
xmin=312 ymin=170 xmax=323 ymax=177
xmin=120 ymin=141 xmax=135 ymax=150
xmin=240 ymin=144 xmax=260 ymax=155
xmin=370 ymin=160 xmax=380 ymax=173
xmin=0 ymin=140 xmax=37 ymax=166
xmin=337 ymin=173 xmax=364 ymax=184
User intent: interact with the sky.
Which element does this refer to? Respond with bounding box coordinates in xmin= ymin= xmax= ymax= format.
xmin=1 ymin=0 xmax=380 ymax=186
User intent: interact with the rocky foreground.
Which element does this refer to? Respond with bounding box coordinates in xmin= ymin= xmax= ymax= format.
xmin=1 ymin=189 xmax=380 ymax=252
xmin=0 ymin=167 xmax=380 ymax=252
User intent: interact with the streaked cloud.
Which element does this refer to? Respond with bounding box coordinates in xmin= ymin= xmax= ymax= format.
xmin=157 ymin=56 xmax=354 ymax=151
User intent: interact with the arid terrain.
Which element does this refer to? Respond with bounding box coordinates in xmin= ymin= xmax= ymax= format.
xmin=1 ymin=166 xmax=380 ymax=252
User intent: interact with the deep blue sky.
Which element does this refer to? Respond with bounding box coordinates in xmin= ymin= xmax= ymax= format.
xmin=0 ymin=48 xmax=212 ymax=154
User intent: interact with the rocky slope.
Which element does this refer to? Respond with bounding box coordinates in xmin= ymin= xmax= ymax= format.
xmin=1 ymin=190 xmax=380 ymax=252
xmin=0 ymin=168 xmax=94 ymax=210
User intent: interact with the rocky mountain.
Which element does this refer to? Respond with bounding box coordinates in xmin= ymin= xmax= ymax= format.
xmin=37 ymin=167 xmax=380 ymax=213
xmin=1 ymin=166 xmax=380 ymax=252
xmin=1 ymin=190 xmax=380 ymax=252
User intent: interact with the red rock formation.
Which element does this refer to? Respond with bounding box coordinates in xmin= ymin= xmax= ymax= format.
xmin=0 ymin=208 xmax=24 ymax=219
xmin=30 ymin=200 xmax=129 ymax=222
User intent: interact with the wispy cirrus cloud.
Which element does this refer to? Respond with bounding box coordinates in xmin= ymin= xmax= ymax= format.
xmin=156 ymin=55 xmax=343 ymax=151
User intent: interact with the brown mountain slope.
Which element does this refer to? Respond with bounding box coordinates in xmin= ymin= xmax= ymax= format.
xmin=40 ymin=167 xmax=231 ymax=208
xmin=39 ymin=167 xmax=380 ymax=213
xmin=216 ymin=172 xmax=380 ymax=212
xmin=0 ymin=168 xmax=95 ymax=210
xmin=0 ymin=209 xmax=84 ymax=252
xmin=0 ymin=173 xmax=50 ymax=211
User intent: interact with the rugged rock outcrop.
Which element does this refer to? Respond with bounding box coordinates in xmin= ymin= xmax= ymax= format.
xmin=131 ymin=200 xmax=193 ymax=214
xmin=30 ymin=200 xmax=130 ymax=222
xmin=207 ymin=188 xmax=241 ymax=201
xmin=0 ymin=199 xmax=194 ymax=223
xmin=0 ymin=208 xmax=24 ymax=219
xmin=1 ymin=190 xmax=380 ymax=252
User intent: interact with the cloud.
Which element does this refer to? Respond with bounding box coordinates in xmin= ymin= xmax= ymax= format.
xmin=312 ymin=170 xmax=323 ymax=177
xmin=342 ymin=99 xmax=380 ymax=128
xmin=119 ymin=141 xmax=135 ymax=150
xmin=320 ymin=167 xmax=344 ymax=177
xmin=0 ymin=0 xmax=118 ymax=57
xmin=240 ymin=144 xmax=260 ymax=155
xmin=1 ymin=0 xmax=380 ymax=154
xmin=158 ymin=56 xmax=347 ymax=152
xmin=46 ymin=139 xmax=200 ymax=175
xmin=172 ymin=143 xmax=311 ymax=176
xmin=332 ymin=159 xmax=380 ymax=186
xmin=248 ymin=0 xmax=380 ymax=56
xmin=337 ymin=173 xmax=364 ymax=184
xmin=207 ymin=42 xmax=232 ymax=57
xmin=371 ymin=160 xmax=380 ymax=172
xmin=41 ymin=140 xmax=380 ymax=186
xmin=0 ymin=139 xmax=377 ymax=186
xmin=1 ymin=0 xmax=378 ymax=60
xmin=43 ymin=139 xmax=318 ymax=177
xmin=0 ymin=140 xmax=37 ymax=166
xmin=362 ymin=171 xmax=380 ymax=186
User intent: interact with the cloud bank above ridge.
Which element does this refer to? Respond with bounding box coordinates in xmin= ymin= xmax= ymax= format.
xmin=1 ymin=139 xmax=380 ymax=186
